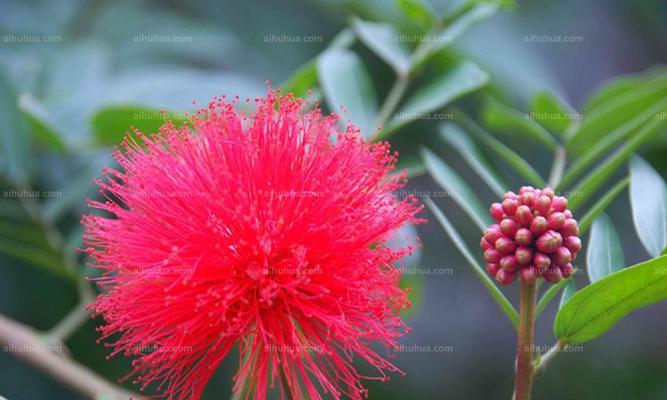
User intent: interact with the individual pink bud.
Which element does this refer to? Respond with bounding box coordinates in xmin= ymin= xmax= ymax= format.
xmin=515 ymin=205 xmax=534 ymax=226
xmin=534 ymin=196 xmax=552 ymax=215
xmin=519 ymin=186 xmax=535 ymax=194
xmin=561 ymin=218 xmax=579 ymax=237
xmin=490 ymin=202 xmax=504 ymax=222
xmin=500 ymin=255 xmax=519 ymax=271
xmin=551 ymin=196 xmax=568 ymax=212
xmin=564 ymin=210 xmax=573 ymax=218
xmin=487 ymin=263 xmax=500 ymax=277
xmin=533 ymin=252 xmax=551 ymax=270
xmin=563 ymin=236 xmax=582 ymax=255
xmin=504 ymin=191 xmax=518 ymax=200
xmin=520 ymin=266 xmax=538 ymax=284
xmin=496 ymin=269 xmax=516 ymax=286
xmin=515 ymin=228 xmax=533 ymax=246
xmin=484 ymin=224 xmax=502 ymax=243
xmin=515 ymin=246 xmax=533 ymax=265
xmin=502 ymin=197 xmax=519 ymax=216
xmin=536 ymin=230 xmax=563 ymax=254
xmin=484 ymin=248 xmax=501 ymax=263
xmin=530 ymin=216 xmax=548 ymax=236
xmin=547 ymin=212 xmax=566 ymax=230
xmin=519 ymin=191 xmax=536 ymax=207
xmin=542 ymin=187 xmax=555 ymax=198
xmin=495 ymin=237 xmax=517 ymax=254
xmin=554 ymin=246 xmax=572 ymax=266
xmin=560 ymin=263 xmax=574 ymax=278
xmin=500 ymin=218 xmax=518 ymax=237
xmin=480 ymin=237 xmax=492 ymax=250
xmin=544 ymin=266 xmax=563 ymax=283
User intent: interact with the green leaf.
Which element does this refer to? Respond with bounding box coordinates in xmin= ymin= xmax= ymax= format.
xmin=586 ymin=213 xmax=625 ymax=283
xmin=19 ymin=95 xmax=67 ymax=152
xmin=566 ymin=72 xmax=667 ymax=153
xmin=532 ymin=91 xmax=576 ymax=136
xmin=482 ymin=97 xmax=558 ymax=149
xmin=559 ymin=279 xmax=577 ymax=310
xmin=421 ymin=147 xmax=492 ymax=231
xmin=535 ymin=276 xmax=572 ymax=318
xmin=383 ymin=61 xmax=488 ymax=136
xmin=394 ymin=151 xmax=426 ymax=179
xmin=91 ymin=105 xmax=188 ymax=146
xmin=281 ymin=61 xmax=318 ymax=98
xmin=351 ymin=18 xmax=412 ymax=76
xmin=410 ymin=2 xmax=499 ymax=70
xmin=578 ymin=177 xmax=629 ymax=234
xmin=555 ymin=255 xmax=667 ymax=344
xmin=452 ymin=109 xmax=546 ymax=187
xmin=0 ymin=68 xmax=31 ymax=183
xmin=317 ymin=48 xmax=378 ymax=138
xmin=583 ymin=67 xmax=667 ymax=112
xmin=439 ymin=122 xmax=508 ymax=197
xmin=567 ymin=118 xmax=667 ymax=211
xmin=425 ymin=198 xmax=519 ymax=328
xmin=396 ymin=0 xmax=439 ymax=27
xmin=630 ymin=157 xmax=667 ymax=257
xmin=558 ymin=99 xmax=667 ymax=190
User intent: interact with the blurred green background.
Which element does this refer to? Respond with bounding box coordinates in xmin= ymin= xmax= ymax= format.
xmin=1 ymin=0 xmax=667 ymax=399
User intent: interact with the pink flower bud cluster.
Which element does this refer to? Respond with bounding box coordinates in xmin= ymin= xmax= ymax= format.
xmin=480 ymin=187 xmax=581 ymax=285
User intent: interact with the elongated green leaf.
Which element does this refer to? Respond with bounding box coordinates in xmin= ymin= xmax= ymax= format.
xmin=482 ymin=97 xmax=558 ymax=149
xmin=317 ymin=49 xmax=378 ymax=138
xmin=532 ymin=91 xmax=576 ymax=136
xmin=559 ymin=279 xmax=577 ymax=310
xmin=453 ymin=109 xmax=546 ymax=187
xmin=425 ymin=198 xmax=519 ymax=327
xmin=630 ymin=157 xmax=667 ymax=257
xmin=421 ymin=147 xmax=492 ymax=231
xmin=587 ymin=213 xmax=624 ymax=283
xmin=555 ymin=255 xmax=667 ymax=344
xmin=566 ymin=73 xmax=667 ymax=152
xmin=0 ymin=237 xmax=75 ymax=282
xmin=19 ymin=95 xmax=67 ymax=152
xmin=578 ymin=177 xmax=629 ymax=234
xmin=439 ymin=122 xmax=508 ymax=197
xmin=352 ymin=18 xmax=411 ymax=76
xmin=92 ymin=105 xmax=188 ymax=146
xmin=396 ymin=0 xmax=439 ymax=27
xmin=0 ymin=68 xmax=31 ymax=183
xmin=410 ymin=2 xmax=498 ymax=70
xmin=281 ymin=61 xmax=318 ymax=98
xmin=568 ymin=118 xmax=667 ymax=211
xmin=583 ymin=66 xmax=667 ymax=112
xmin=535 ymin=276 xmax=572 ymax=318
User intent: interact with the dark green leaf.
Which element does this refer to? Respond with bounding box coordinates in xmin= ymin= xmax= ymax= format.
xmin=583 ymin=66 xmax=667 ymax=112
xmin=421 ymin=147 xmax=492 ymax=231
xmin=559 ymin=279 xmax=577 ymax=310
xmin=352 ymin=18 xmax=412 ymax=76
xmin=396 ymin=0 xmax=438 ymax=28
xmin=317 ymin=49 xmax=378 ymax=138
xmin=19 ymin=95 xmax=67 ymax=152
xmin=482 ymin=97 xmax=558 ymax=149
xmin=91 ymin=105 xmax=188 ymax=146
xmin=532 ymin=91 xmax=576 ymax=136
xmin=281 ymin=61 xmax=318 ymax=98
xmin=587 ymin=213 xmax=624 ymax=283
xmin=630 ymin=157 xmax=667 ymax=257
xmin=0 ymin=68 xmax=31 ymax=183
xmin=555 ymin=255 xmax=667 ymax=344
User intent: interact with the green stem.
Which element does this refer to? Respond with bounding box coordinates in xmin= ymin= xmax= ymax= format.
xmin=533 ymin=340 xmax=565 ymax=377
xmin=376 ymin=74 xmax=409 ymax=128
xmin=514 ymin=281 xmax=537 ymax=400
xmin=548 ymin=146 xmax=566 ymax=188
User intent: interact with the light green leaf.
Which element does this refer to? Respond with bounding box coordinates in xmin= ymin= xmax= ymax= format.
xmin=578 ymin=177 xmax=629 ymax=234
xmin=317 ymin=49 xmax=378 ymax=138
xmin=91 ymin=105 xmax=188 ymax=146
xmin=281 ymin=61 xmax=318 ymax=98
xmin=352 ymin=18 xmax=412 ymax=76
xmin=567 ymin=118 xmax=667 ymax=211
xmin=19 ymin=95 xmax=67 ymax=152
xmin=583 ymin=66 xmax=667 ymax=112
xmin=421 ymin=147 xmax=492 ymax=231
xmin=452 ymin=109 xmax=546 ymax=187
xmin=396 ymin=0 xmax=439 ymax=27
xmin=587 ymin=213 xmax=625 ymax=283
xmin=559 ymin=279 xmax=577 ymax=310
xmin=0 ymin=68 xmax=31 ymax=183
xmin=439 ymin=122 xmax=508 ymax=197
xmin=555 ymin=255 xmax=667 ymax=344
xmin=630 ymin=157 xmax=667 ymax=257
xmin=482 ymin=97 xmax=558 ymax=149
xmin=425 ymin=198 xmax=519 ymax=328
xmin=532 ymin=91 xmax=576 ymax=136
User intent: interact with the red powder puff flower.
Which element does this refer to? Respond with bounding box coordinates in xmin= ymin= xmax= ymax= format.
xmin=82 ymin=90 xmax=423 ymax=400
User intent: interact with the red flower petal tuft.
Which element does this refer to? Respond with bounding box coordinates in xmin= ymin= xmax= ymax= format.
xmin=82 ymin=91 xmax=423 ymax=400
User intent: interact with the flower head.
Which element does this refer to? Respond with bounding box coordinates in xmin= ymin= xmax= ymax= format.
xmin=481 ymin=187 xmax=580 ymax=285
xmin=83 ymin=90 xmax=422 ymax=399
